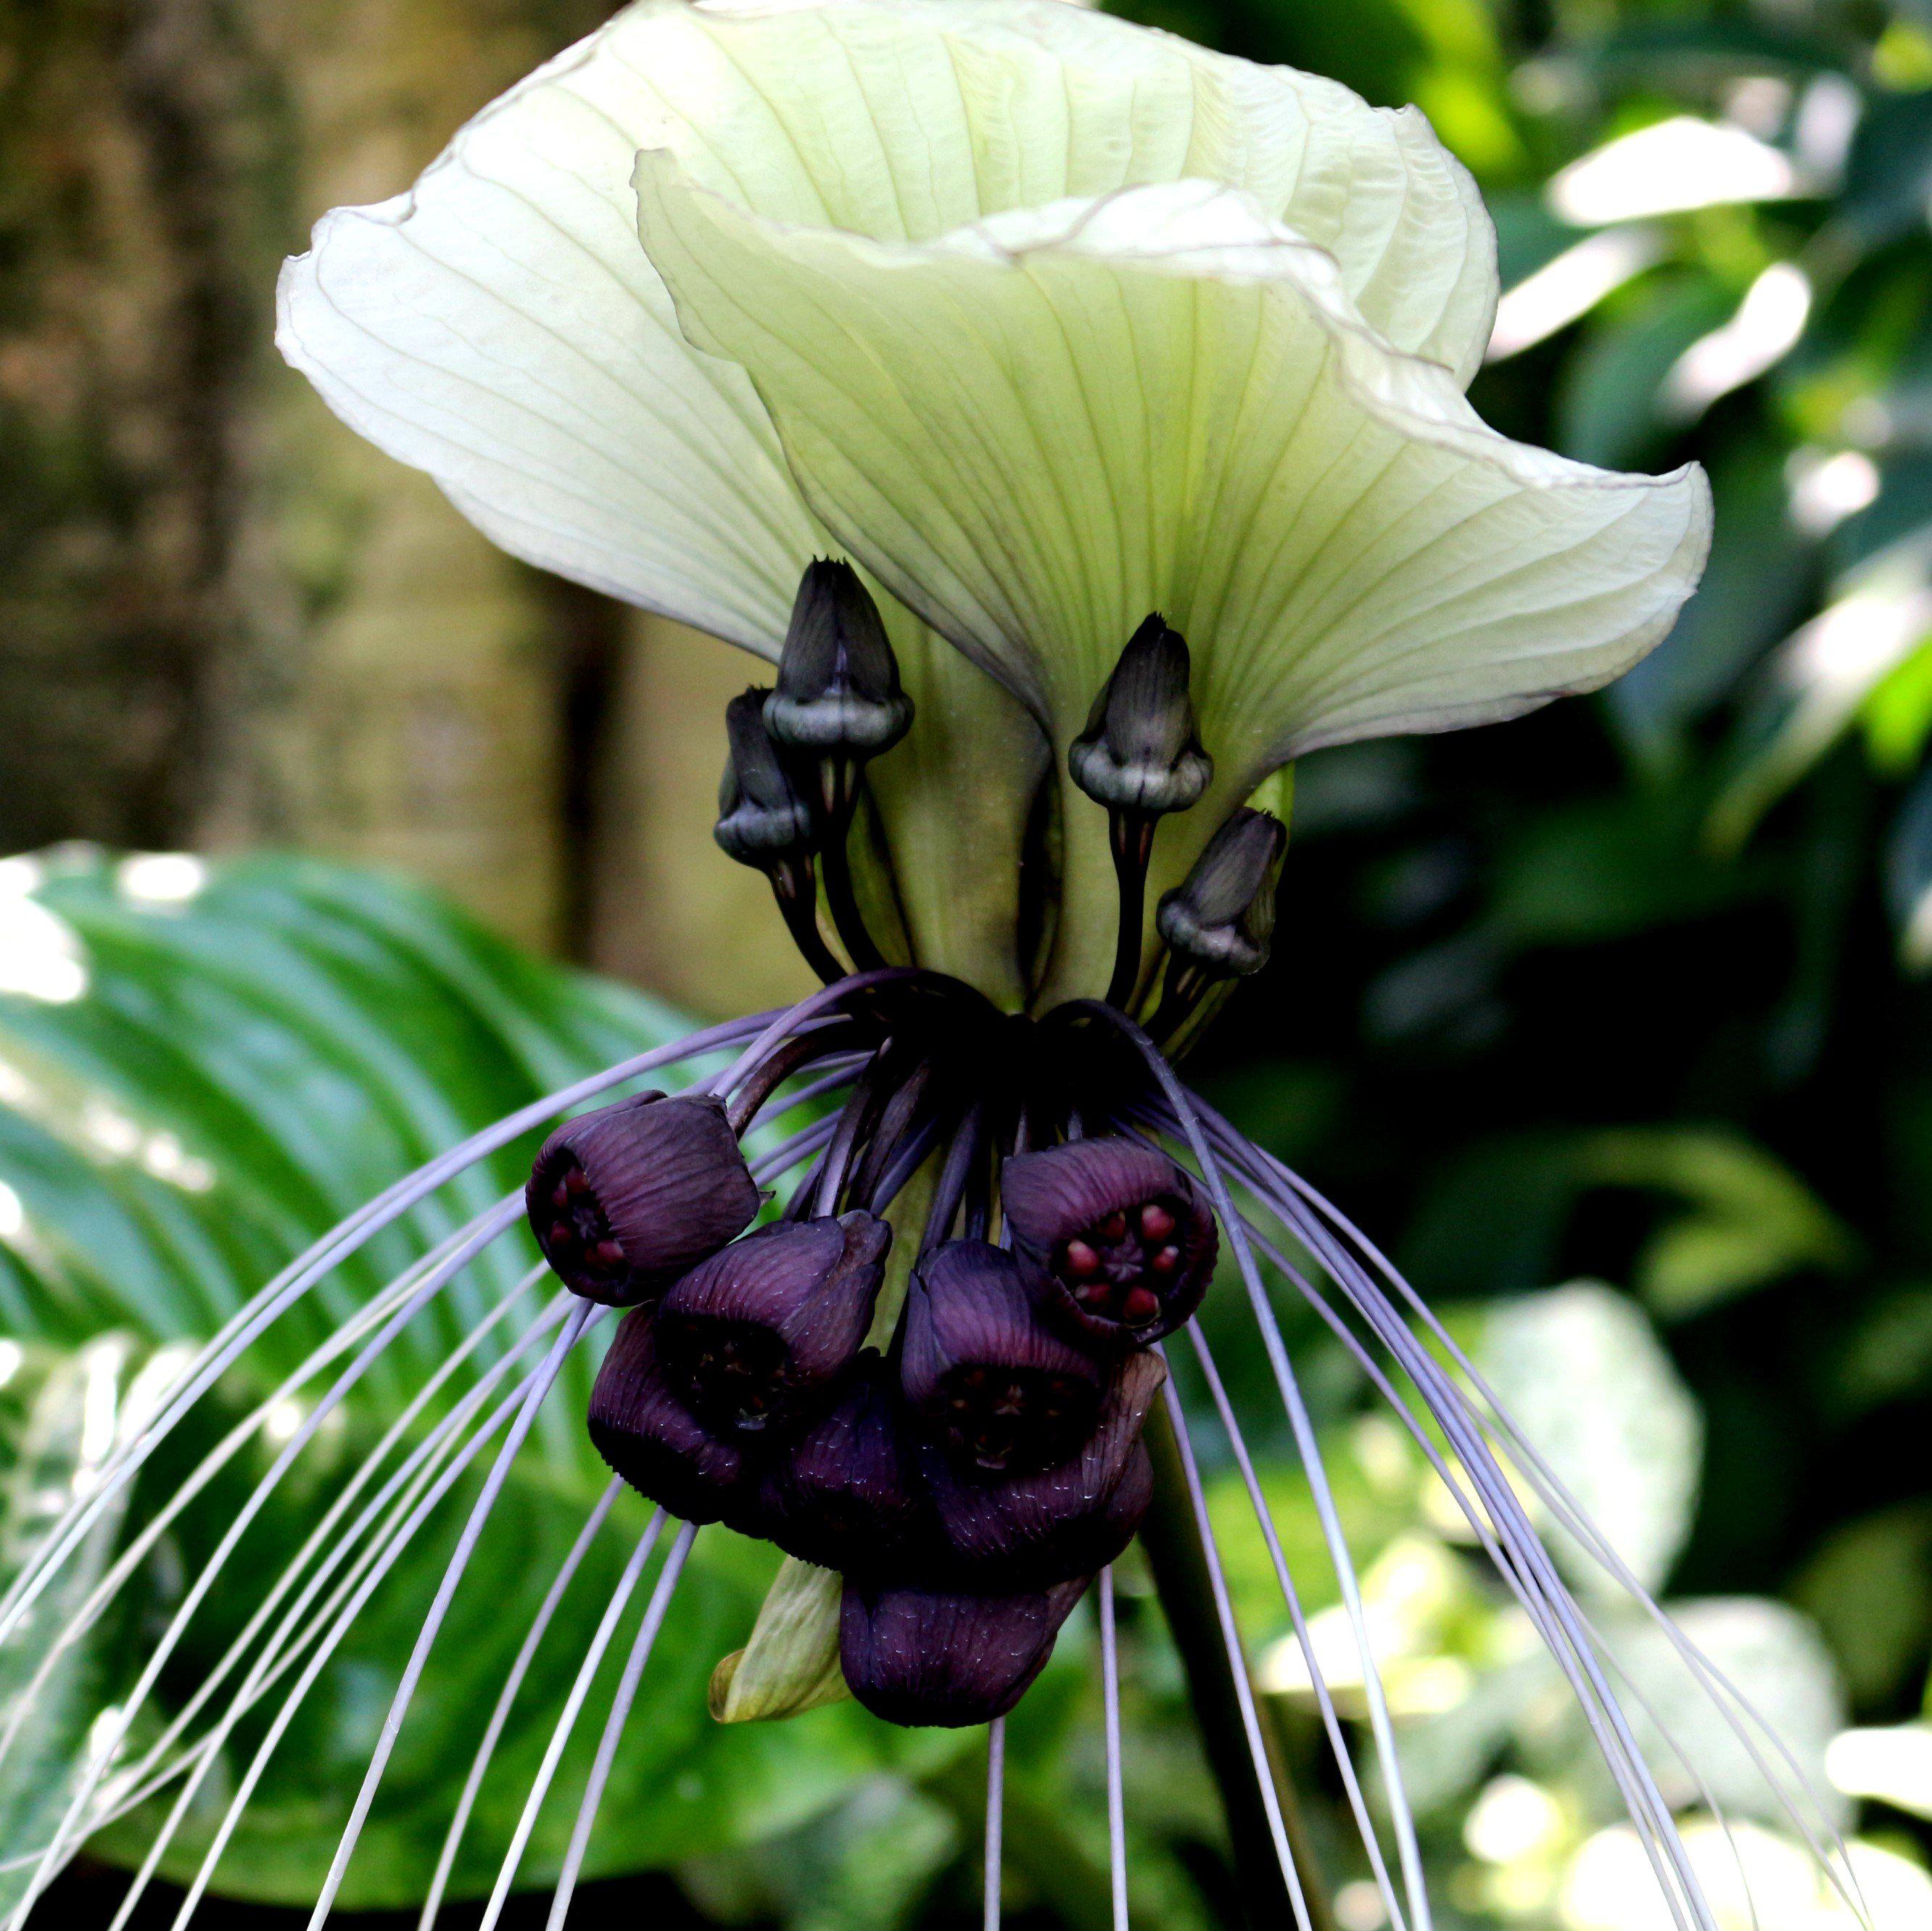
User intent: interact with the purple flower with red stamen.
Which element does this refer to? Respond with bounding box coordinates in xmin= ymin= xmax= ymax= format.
xmin=900 ymin=1241 xmax=1105 ymax=1476
xmin=526 ymin=1092 xmax=761 ymax=1304
xmin=1004 ymin=1136 xmax=1218 ymax=1345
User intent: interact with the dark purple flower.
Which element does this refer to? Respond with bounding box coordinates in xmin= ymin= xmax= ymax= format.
xmin=587 ymin=1309 xmax=751 ymax=1524
xmin=920 ymin=1350 xmax=1166 ymax=1586
xmin=901 ymin=1241 xmax=1104 ymax=1476
xmin=714 ymin=687 xmax=818 ymax=866
xmin=527 ymin=1092 xmax=762 ymax=1305
xmin=839 ymin=1575 xmax=1089 ymax=1728
xmin=763 ymin=560 xmax=913 ymax=758
xmin=655 ymin=1212 xmax=890 ymax=1434
xmin=1068 ymin=614 xmax=1212 ymax=816
xmin=1155 ymin=807 xmax=1287 ymax=979
xmin=755 ymin=1351 xmax=926 ymax=1571
xmin=1002 ymin=1136 xmax=1217 ymax=1345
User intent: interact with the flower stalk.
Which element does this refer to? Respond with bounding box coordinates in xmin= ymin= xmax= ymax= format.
xmin=1139 ymin=1401 xmax=1336 ymax=1931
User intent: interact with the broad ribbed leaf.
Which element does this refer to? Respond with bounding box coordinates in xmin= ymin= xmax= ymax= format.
xmin=0 ymin=851 xmax=923 ymax=1906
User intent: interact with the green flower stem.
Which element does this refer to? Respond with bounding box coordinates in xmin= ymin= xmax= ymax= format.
xmin=1140 ymin=1403 xmax=1335 ymax=1931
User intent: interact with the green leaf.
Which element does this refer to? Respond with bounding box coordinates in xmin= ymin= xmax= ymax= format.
xmin=0 ymin=1341 xmax=159 ymax=1915
xmin=1557 ymin=274 xmax=1737 ymax=471
xmin=1790 ymin=1504 xmax=1932 ymax=1708
xmin=0 ymin=851 xmax=900 ymax=1905
xmin=1844 ymin=88 xmax=1932 ymax=245
xmin=1609 ymin=449 xmax=1815 ymax=770
xmin=1578 ymin=1128 xmax=1857 ymax=1316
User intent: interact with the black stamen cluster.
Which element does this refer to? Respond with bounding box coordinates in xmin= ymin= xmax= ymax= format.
xmin=524 ymin=994 xmax=1221 ymax=1729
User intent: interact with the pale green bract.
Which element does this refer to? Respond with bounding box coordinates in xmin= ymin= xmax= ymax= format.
xmin=277 ymin=0 xmax=1711 ymax=1005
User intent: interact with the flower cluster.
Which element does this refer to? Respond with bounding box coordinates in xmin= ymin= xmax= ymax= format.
xmin=519 ymin=553 xmax=1279 ymax=1724
xmin=526 ymin=1065 xmax=1215 ymax=1726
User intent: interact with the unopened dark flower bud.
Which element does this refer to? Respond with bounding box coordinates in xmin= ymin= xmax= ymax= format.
xmin=527 ymin=1093 xmax=762 ymax=1305
xmin=764 ymin=561 xmax=913 ymax=758
xmin=655 ymin=1212 xmax=891 ymax=1435
xmin=715 ymin=689 xmax=817 ymax=866
xmin=756 ymin=1351 xmax=925 ymax=1572
xmin=838 ymin=1575 xmax=1088 ymax=1728
xmin=1002 ymin=1137 xmax=1218 ymax=1347
xmin=901 ymin=1241 xmax=1103 ymax=1476
xmin=587 ymin=1309 xmax=753 ymax=1524
xmin=1155 ymin=808 xmax=1287 ymax=978
xmin=922 ymin=1352 xmax=1166 ymax=1587
xmin=1068 ymin=615 xmax=1213 ymax=815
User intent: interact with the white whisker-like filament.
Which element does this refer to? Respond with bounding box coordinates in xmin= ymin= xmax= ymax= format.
xmin=1099 ymin=1568 xmax=1128 ymax=1931
xmin=746 ymin=1055 xmax=864 ymax=1127
xmin=1181 ymin=1323 xmax=1412 ymax=1931
xmin=5 ymin=1198 xmax=533 ymax=1927
xmin=1262 ymin=1144 xmax=1865 ymax=1919
xmin=1094 ymin=1017 xmax=1437 ymax=1931
xmin=1155 ymin=1376 xmax=1313 ymax=1931
xmin=305 ymin=1298 xmax=603 ymax=1931
xmin=473 ymin=1509 xmax=666 ymax=1931
xmin=1180 ymin=1093 xmax=1844 ymax=1931
xmin=1221 ymin=1207 xmax=1773 ymax=1931
xmin=135 ymin=1275 xmax=558 ymax=1785
xmin=749 ymin=1114 xmax=841 ymax=1184
xmin=0 ymin=1017 xmax=769 ymax=1653
xmin=544 ymin=1518 xmax=698 ymax=1931
xmin=419 ymin=1476 xmax=627 ymax=1931
xmin=0 ymin=1215 xmax=471 ymax=1782
xmin=1160 ymin=1095 xmax=1714 ymax=1931
xmin=984 ymin=1716 xmax=1006 ymax=1931
xmin=103 ymin=1291 xmax=581 ymax=1931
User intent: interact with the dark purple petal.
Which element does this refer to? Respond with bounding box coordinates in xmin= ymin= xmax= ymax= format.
xmin=527 ymin=1092 xmax=761 ymax=1305
xmin=754 ymin=1352 xmax=927 ymax=1571
xmin=586 ymin=1308 xmax=751 ymax=1524
xmin=764 ymin=560 xmax=913 ymax=756
xmin=901 ymin=1241 xmax=1104 ymax=1475
xmin=1002 ymin=1138 xmax=1217 ymax=1347
xmin=1155 ymin=807 xmax=1286 ymax=977
xmin=1067 ymin=614 xmax=1212 ymax=816
xmin=655 ymin=1212 xmax=888 ymax=1434
xmin=838 ymin=1575 xmax=1089 ymax=1728
xmin=715 ymin=687 xmax=818 ymax=865
xmin=922 ymin=1351 xmax=1165 ymax=1586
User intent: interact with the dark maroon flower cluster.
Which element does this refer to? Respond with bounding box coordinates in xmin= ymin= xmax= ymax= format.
xmin=519 ymin=565 xmax=1274 ymax=1727
xmin=525 ymin=1083 xmax=1217 ymax=1727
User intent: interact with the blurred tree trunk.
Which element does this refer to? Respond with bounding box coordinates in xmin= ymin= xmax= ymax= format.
xmin=0 ymin=0 xmax=619 ymax=953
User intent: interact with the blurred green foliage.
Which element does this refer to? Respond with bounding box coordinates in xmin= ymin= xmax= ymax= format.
xmin=1134 ymin=0 xmax=1932 ymax=1916
xmin=0 ymin=853 xmax=947 ymax=1914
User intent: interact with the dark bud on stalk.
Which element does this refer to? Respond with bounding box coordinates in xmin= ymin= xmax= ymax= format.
xmin=1002 ymin=1136 xmax=1218 ymax=1346
xmin=527 ymin=1093 xmax=762 ymax=1305
xmin=655 ymin=1212 xmax=891 ymax=1435
xmin=1068 ymin=615 xmax=1213 ymax=816
xmin=714 ymin=689 xmax=817 ymax=867
xmin=756 ymin=1351 xmax=925 ymax=1572
xmin=838 ymin=1574 xmax=1089 ymax=1727
xmin=901 ymin=1241 xmax=1104 ymax=1476
xmin=1155 ymin=807 xmax=1287 ymax=979
xmin=922 ymin=1351 xmax=1166 ymax=1586
xmin=587 ymin=1310 xmax=752 ymax=1524
xmin=764 ymin=560 xmax=913 ymax=760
